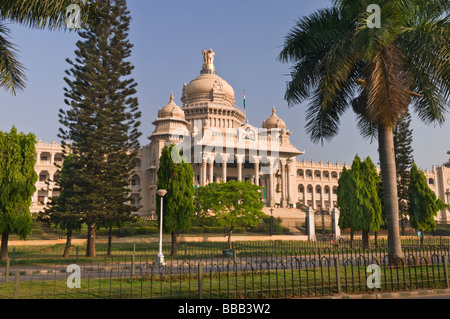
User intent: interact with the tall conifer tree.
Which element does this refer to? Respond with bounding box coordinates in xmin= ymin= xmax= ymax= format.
xmin=394 ymin=111 xmax=414 ymax=234
xmin=58 ymin=0 xmax=141 ymax=257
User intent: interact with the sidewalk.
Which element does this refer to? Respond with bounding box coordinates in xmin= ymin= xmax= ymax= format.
xmin=315 ymin=288 xmax=450 ymax=299
xmin=8 ymin=234 xmax=309 ymax=246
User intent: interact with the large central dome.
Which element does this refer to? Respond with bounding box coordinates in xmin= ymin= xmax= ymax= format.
xmin=181 ymin=49 xmax=236 ymax=107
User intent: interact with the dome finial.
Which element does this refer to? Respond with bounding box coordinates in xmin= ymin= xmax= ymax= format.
xmin=201 ymin=49 xmax=216 ymax=74
xmin=170 ymin=91 xmax=174 ymax=102
xmin=272 ymin=106 xmax=276 ymax=115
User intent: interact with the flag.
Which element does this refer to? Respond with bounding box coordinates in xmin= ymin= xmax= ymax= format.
xmin=243 ymin=90 xmax=246 ymax=110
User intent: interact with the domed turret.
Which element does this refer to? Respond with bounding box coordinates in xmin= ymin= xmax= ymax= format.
xmin=262 ymin=107 xmax=286 ymax=130
xmin=158 ymin=93 xmax=185 ymax=120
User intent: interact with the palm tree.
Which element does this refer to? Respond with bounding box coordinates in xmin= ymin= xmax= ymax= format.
xmin=278 ymin=0 xmax=449 ymax=261
xmin=0 ymin=0 xmax=101 ymax=94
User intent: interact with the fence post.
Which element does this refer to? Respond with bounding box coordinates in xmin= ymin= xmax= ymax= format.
xmin=13 ymin=271 xmax=20 ymax=299
xmin=5 ymin=258 xmax=10 ymax=282
xmin=131 ymin=244 xmax=135 ymax=277
xmin=11 ymin=248 xmax=15 ymax=265
xmin=443 ymin=256 xmax=449 ymax=289
xmin=76 ymin=246 xmax=79 ymax=263
xmin=335 ymin=257 xmax=342 ymax=294
xmin=198 ymin=262 xmax=203 ymax=299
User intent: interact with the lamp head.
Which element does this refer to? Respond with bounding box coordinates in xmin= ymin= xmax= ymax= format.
xmin=156 ymin=189 xmax=167 ymax=197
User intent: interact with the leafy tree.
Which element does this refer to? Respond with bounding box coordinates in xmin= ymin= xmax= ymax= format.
xmin=0 ymin=127 xmax=37 ymax=260
xmin=195 ymin=180 xmax=265 ymax=249
xmin=0 ymin=0 xmax=102 ymax=94
xmin=409 ymin=163 xmax=448 ymax=245
xmin=58 ymin=0 xmax=141 ymax=257
xmin=337 ymin=155 xmax=383 ymax=249
xmin=394 ymin=111 xmax=415 ymax=235
xmin=278 ymin=0 xmax=449 ymax=260
xmin=156 ymin=144 xmax=194 ymax=256
xmin=41 ymin=154 xmax=85 ymax=258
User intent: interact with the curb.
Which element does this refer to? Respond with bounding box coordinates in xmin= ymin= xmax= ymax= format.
xmin=318 ymin=288 xmax=450 ymax=299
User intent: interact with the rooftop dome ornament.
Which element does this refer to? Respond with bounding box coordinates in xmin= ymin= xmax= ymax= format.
xmin=202 ymin=49 xmax=216 ymax=74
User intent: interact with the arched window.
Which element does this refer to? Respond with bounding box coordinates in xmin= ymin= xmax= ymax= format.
xmin=131 ymin=175 xmax=141 ymax=187
xmin=39 ymin=171 xmax=49 ymax=182
xmin=53 ymin=172 xmax=61 ymax=183
xmin=298 ymin=185 xmax=304 ymax=193
xmin=315 ymin=170 xmax=321 ymax=179
xmin=429 ymin=178 xmax=434 ymax=185
xmin=135 ymin=158 xmax=141 ymax=168
xmin=297 ymin=169 xmax=304 ymax=177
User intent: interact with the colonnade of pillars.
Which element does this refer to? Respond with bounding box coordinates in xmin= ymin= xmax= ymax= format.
xmin=196 ymin=155 xmax=293 ymax=208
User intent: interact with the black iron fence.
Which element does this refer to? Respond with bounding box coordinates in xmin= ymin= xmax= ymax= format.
xmin=0 ymin=241 xmax=449 ymax=299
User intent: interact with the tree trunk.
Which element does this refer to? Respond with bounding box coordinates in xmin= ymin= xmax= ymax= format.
xmin=86 ymin=222 xmax=96 ymax=258
xmin=171 ymin=231 xmax=178 ymax=256
xmin=63 ymin=229 xmax=73 ymax=258
xmin=228 ymin=226 xmax=234 ymax=250
xmin=378 ymin=125 xmax=402 ymax=262
xmin=1 ymin=232 xmax=9 ymax=261
xmin=374 ymin=231 xmax=379 ymax=249
xmin=350 ymin=230 xmax=354 ymax=249
xmin=362 ymin=230 xmax=370 ymax=250
xmin=107 ymin=226 xmax=112 ymax=257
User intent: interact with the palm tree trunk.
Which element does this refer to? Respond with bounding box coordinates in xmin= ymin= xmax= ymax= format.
xmin=1 ymin=232 xmax=9 ymax=261
xmin=378 ymin=125 xmax=402 ymax=262
xmin=63 ymin=229 xmax=73 ymax=258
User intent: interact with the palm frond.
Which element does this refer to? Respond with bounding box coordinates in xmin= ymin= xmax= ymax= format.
xmin=0 ymin=22 xmax=26 ymax=94
xmin=364 ymin=45 xmax=413 ymax=127
xmin=0 ymin=0 xmax=102 ymax=30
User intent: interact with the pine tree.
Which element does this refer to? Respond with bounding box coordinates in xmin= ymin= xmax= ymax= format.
xmin=156 ymin=144 xmax=195 ymax=256
xmin=0 ymin=127 xmax=37 ymax=260
xmin=58 ymin=0 xmax=141 ymax=258
xmin=394 ymin=111 xmax=414 ymax=235
xmin=42 ymin=154 xmax=85 ymax=258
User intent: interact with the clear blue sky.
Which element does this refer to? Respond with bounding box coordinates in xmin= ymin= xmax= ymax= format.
xmin=0 ymin=0 xmax=448 ymax=170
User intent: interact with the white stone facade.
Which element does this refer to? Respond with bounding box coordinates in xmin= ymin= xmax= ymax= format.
xmin=30 ymin=50 xmax=450 ymax=224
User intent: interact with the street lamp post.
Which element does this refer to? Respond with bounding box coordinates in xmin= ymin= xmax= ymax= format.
xmin=156 ymin=189 xmax=167 ymax=266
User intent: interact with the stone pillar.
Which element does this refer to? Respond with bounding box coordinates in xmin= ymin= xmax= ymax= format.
xmin=306 ymin=206 xmax=316 ymax=241
xmin=280 ymin=160 xmax=287 ymax=207
xmin=254 ymin=158 xmax=259 ymax=186
xmin=208 ymin=159 xmax=214 ymax=184
xmin=201 ymin=158 xmax=207 ymax=186
xmin=222 ymin=155 xmax=227 ymax=183
xmin=237 ymin=156 xmax=244 ymax=182
xmin=269 ymin=161 xmax=275 ymax=207
xmin=286 ymin=159 xmax=292 ymax=206
xmin=332 ymin=207 xmax=341 ymax=238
